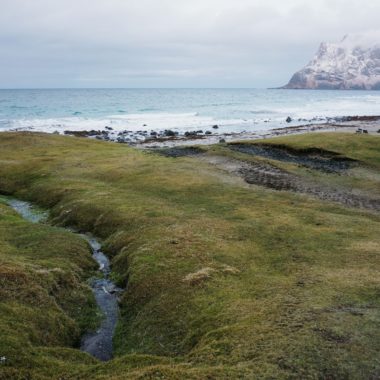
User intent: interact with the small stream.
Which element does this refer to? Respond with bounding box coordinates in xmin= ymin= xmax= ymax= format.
xmin=6 ymin=199 xmax=122 ymax=361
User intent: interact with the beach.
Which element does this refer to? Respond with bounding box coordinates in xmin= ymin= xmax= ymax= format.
xmin=38 ymin=114 xmax=380 ymax=148
xmin=137 ymin=115 xmax=380 ymax=148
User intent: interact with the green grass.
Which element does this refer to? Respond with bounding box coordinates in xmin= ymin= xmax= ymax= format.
xmin=0 ymin=132 xmax=379 ymax=379
xmin=0 ymin=199 xmax=100 ymax=379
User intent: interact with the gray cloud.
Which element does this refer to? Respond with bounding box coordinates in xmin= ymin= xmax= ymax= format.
xmin=0 ymin=0 xmax=379 ymax=88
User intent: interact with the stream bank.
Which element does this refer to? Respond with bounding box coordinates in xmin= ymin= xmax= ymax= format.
xmin=6 ymin=198 xmax=122 ymax=361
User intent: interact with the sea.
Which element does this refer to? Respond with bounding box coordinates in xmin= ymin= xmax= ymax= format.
xmin=0 ymin=88 xmax=380 ymax=136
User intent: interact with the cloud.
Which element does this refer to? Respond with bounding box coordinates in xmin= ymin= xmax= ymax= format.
xmin=0 ymin=0 xmax=379 ymax=87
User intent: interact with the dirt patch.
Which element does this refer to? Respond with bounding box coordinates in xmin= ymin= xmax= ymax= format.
xmin=314 ymin=328 xmax=350 ymax=344
xmin=228 ymin=143 xmax=357 ymax=173
xmin=154 ymin=147 xmax=205 ymax=158
xmin=240 ymin=162 xmax=380 ymax=211
xmin=239 ymin=162 xmax=299 ymax=191
xmin=198 ymin=155 xmax=380 ymax=212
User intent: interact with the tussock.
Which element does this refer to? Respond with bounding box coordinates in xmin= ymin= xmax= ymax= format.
xmin=183 ymin=267 xmax=216 ymax=285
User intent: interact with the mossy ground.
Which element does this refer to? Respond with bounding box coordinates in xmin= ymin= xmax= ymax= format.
xmin=0 ymin=132 xmax=379 ymax=379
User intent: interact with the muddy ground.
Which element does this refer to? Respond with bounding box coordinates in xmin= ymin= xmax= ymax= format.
xmin=228 ymin=143 xmax=357 ymax=173
xmin=154 ymin=144 xmax=380 ymax=212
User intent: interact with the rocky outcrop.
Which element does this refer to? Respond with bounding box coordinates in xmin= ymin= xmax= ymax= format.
xmin=283 ymin=34 xmax=380 ymax=90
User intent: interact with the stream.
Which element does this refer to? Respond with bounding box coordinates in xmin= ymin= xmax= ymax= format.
xmin=6 ymin=199 xmax=122 ymax=361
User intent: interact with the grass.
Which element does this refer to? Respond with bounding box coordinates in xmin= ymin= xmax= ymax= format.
xmin=0 ymin=131 xmax=379 ymax=379
xmin=207 ymin=133 xmax=380 ymax=197
xmin=0 ymin=198 xmax=100 ymax=379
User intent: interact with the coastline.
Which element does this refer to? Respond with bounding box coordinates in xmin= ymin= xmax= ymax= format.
xmin=138 ymin=117 xmax=380 ymax=149
xmin=60 ymin=115 xmax=380 ymax=148
xmin=3 ymin=115 xmax=380 ymax=149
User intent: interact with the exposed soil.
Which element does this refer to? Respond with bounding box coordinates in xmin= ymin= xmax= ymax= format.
xmin=197 ymin=155 xmax=380 ymax=212
xmin=149 ymin=140 xmax=379 ymax=211
xmin=154 ymin=146 xmax=205 ymax=157
xmin=228 ymin=143 xmax=357 ymax=173
xmin=240 ymin=162 xmax=380 ymax=211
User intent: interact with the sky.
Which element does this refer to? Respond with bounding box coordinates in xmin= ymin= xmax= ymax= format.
xmin=0 ymin=0 xmax=379 ymax=88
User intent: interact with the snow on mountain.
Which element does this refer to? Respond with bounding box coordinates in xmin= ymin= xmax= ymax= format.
xmin=283 ymin=33 xmax=380 ymax=90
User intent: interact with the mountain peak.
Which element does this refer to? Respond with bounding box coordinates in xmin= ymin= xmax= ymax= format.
xmin=283 ymin=33 xmax=380 ymax=90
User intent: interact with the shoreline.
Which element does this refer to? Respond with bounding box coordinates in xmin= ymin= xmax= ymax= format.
xmin=137 ymin=116 xmax=380 ymax=149
xmin=3 ymin=115 xmax=380 ymax=149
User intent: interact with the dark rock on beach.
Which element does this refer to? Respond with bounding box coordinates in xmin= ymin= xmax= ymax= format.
xmin=164 ymin=130 xmax=177 ymax=137
xmin=64 ymin=130 xmax=102 ymax=137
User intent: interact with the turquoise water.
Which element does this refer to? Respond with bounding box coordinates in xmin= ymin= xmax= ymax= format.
xmin=0 ymin=88 xmax=379 ymax=134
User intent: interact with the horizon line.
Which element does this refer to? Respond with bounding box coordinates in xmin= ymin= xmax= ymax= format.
xmin=0 ymin=87 xmax=269 ymax=90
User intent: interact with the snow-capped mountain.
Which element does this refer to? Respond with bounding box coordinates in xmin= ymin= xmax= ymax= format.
xmin=283 ymin=34 xmax=380 ymax=90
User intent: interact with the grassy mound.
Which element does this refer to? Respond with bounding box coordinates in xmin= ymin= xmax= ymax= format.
xmin=0 ymin=132 xmax=379 ymax=379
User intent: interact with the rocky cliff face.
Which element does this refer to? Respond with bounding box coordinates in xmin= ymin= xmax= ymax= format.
xmin=283 ymin=34 xmax=380 ymax=90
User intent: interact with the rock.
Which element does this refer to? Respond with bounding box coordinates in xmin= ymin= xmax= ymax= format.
xmin=164 ymin=130 xmax=176 ymax=137
xmin=205 ymin=131 xmax=212 ymax=135
xmin=212 ymin=125 xmax=219 ymax=129
xmin=286 ymin=116 xmax=292 ymax=123
xmin=89 ymin=130 xmax=102 ymax=136
xmin=185 ymin=131 xmax=197 ymax=137
xmin=219 ymin=138 xmax=226 ymax=143
xmin=106 ymin=284 xmax=122 ymax=294
xmin=64 ymin=130 xmax=102 ymax=138
xmin=356 ymin=128 xmax=369 ymax=134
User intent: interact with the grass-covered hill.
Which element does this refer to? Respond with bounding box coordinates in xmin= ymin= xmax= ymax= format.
xmin=0 ymin=132 xmax=379 ymax=379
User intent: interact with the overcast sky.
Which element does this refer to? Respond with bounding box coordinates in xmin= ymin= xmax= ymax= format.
xmin=0 ymin=0 xmax=379 ymax=88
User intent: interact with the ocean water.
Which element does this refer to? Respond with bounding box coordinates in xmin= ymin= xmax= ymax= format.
xmin=0 ymin=89 xmax=379 ymax=135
